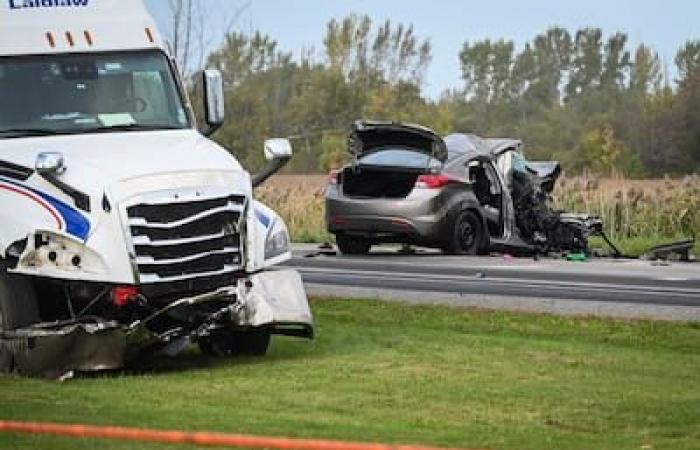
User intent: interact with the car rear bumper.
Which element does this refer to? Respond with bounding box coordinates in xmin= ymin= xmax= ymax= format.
xmin=325 ymin=188 xmax=445 ymax=241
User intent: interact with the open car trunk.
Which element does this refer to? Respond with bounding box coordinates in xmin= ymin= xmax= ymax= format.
xmin=342 ymin=167 xmax=421 ymax=198
xmin=342 ymin=120 xmax=447 ymax=198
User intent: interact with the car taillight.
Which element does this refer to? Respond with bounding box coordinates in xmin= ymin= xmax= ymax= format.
xmin=112 ymin=285 xmax=139 ymax=307
xmin=415 ymin=174 xmax=452 ymax=189
xmin=328 ymin=169 xmax=340 ymax=185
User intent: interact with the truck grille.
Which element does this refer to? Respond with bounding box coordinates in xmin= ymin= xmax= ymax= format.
xmin=126 ymin=194 xmax=247 ymax=283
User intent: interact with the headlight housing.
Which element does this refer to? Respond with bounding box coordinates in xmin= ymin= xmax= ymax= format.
xmin=18 ymin=230 xmax=108 ymax=275
xmin=264 ymin=221 xmax=290 ymax=260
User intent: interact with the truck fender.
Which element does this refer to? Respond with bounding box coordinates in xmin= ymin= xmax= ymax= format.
xmin=246 ymin=200 xmax=292 ymax=271
xmin=0 ymin=176 xmax=91 ymax=259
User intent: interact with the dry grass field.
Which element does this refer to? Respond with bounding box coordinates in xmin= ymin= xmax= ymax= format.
xmin=256 ymin=174 xmax=332 ymax=243
xmin=257 ymin=174 xmax=700 ymax=255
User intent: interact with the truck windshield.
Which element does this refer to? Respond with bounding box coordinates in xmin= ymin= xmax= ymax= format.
xmin=0 ymin=50 xmax=190 ymax=137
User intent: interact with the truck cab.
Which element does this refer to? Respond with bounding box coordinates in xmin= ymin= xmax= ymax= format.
xmin=0 ymin=0 xmax=313 ymax=377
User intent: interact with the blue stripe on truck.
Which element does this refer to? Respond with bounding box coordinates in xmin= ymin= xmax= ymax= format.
xmin=0 ymin=176 xmax=90 ymax=241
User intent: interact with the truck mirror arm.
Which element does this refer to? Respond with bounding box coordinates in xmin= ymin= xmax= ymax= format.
xmin=38 ymin=172 xmax=91 ymax=212
xmin=252 ymin=156 xmax=291 ymax=189
xmin=202 ymin=123 xmax=222 ymax=138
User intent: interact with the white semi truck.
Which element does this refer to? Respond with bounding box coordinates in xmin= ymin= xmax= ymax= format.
xmin=0 ymin=0 xmax=313 ymax=377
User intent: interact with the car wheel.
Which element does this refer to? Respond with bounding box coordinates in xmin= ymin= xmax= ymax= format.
xmin=443 ymin=209 xmax=483 ymax=255
xmin=0 ymin=261 xmax=39 ymax=331
xmin=198 ymin=328 xmax=271 ymax=357
xmin=335 ymin=233 xmax=372 ymax=255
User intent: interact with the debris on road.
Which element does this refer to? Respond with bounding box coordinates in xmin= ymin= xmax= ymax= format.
xmin=643 ymin=239 xmax=695 ymax=262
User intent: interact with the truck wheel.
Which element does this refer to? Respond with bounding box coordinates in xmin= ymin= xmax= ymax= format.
xmin=0 ymin=262 xmax=39 ymax=373
xmin=0 ymin=262 xmax=39 ymax=331
xmin=335 ymin=233 xmax=371 ymax=255
xmin=198 ymin=328 xmax=271 ymax=357
xmin=442 ymin=209 xmax=483 ymax=255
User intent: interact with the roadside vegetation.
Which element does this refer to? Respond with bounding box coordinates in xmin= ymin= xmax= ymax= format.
xmin=175 ymin=8 xmax=700 ymax=256
xmin=257 ymin=175 xmax=699 ymax=256
xmin=179 ymin=12 xmax=700 ymax=179
xmin=2 ymin=298 xmax=699 ymax=450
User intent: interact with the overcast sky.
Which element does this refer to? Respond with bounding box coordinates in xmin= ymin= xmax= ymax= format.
xmin=145 ymin=0 xmax=699 ymax=98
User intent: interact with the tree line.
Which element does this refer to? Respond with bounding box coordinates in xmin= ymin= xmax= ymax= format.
xmin=183 ymin=13 xmax=700 ymax=176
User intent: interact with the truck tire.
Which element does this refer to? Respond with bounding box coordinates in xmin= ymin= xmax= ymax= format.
xmin=0 ymin=262 xmax=40 ymax=373
xmin=0 ymin=262 xmax=39 ymax=331
xmin=442 ymin=209 xmax=484 ymax=255
xmin=335 ymin=233 xmax=371 ymax=255
xmin=198 ymin=328 xmax=271 ymax=357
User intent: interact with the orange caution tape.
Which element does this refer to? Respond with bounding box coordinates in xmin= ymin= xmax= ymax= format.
xmin=0 ymin=420 xmax=485 ymax=450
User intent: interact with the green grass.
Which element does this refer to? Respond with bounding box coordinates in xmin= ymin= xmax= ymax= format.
xmin=1 ymin=298 xmax=700 ymax=450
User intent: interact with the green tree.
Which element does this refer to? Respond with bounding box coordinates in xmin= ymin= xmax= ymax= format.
xmin=629 ymin=44 xmax=662 ymax=95
xmin=675 ymin=40 xmax=700 ymax=84
xmin=674 ymin=40 xmax=700 ymax=169
xmin=566 ymin=28 xmax=603 ymax=100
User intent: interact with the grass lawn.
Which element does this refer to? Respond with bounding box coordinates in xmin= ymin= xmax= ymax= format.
xmin=1 ymin=298 xmax=699 ymax=450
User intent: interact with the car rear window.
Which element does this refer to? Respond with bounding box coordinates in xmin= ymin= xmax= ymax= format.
xmin=358 ymin=148 xmax=441 ymax=170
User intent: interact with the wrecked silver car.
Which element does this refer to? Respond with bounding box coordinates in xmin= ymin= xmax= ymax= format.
xmin=326 ymin=120 xmax=608 ymax=256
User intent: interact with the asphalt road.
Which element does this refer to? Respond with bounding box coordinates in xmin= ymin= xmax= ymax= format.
xmin=284 ymin=244 xmax=700 ymax=321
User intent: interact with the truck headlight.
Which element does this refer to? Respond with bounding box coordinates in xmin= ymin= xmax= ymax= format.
xmin=18 ymin=230 xmax=108 ymax=275
xmin=264 ymin=222 xmax=290 ymax=259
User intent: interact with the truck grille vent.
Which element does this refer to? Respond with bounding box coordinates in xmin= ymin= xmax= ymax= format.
xmin=126 ymin=194 xmax=246 ymax=283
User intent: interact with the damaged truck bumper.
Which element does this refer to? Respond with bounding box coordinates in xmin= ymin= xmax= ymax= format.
xmin=0 ymin=269 xmax=313 ymax=378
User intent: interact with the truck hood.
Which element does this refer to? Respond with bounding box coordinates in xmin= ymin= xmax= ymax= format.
xmin=0 ymin=129 xmax=242 ymax=184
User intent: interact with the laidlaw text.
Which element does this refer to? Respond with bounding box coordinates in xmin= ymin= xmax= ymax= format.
xmin=9 ymin=0 xmax=89 ymax=9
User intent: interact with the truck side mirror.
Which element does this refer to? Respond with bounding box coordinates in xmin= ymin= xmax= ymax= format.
xmin=264 ymin=138 xmax=293 ymax=161
xmin=201 ymin=69 xmax=224 ymax=136
xmin=252 ymin=139 xmax=293 ymax=188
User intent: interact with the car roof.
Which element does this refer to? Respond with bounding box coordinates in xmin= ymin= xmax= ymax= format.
xmin=444 ymin=133 xmax=522 ymax=161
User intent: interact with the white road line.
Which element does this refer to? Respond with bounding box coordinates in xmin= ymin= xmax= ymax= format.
xmin=289 ymin=265 xmax=700 ymax=297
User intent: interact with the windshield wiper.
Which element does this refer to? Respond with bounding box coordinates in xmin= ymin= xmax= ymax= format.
xmin=89 ymin=124 xmax=186 ymax=133
xmin=0 ymin=128 xmax=75 ymax=138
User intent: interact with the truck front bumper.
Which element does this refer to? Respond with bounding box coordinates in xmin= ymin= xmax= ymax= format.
xmin=0 ymin=269 xmax=313 ymax=378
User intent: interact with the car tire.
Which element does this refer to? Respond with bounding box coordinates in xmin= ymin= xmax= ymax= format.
xmin=0 ymin=261 xmax=39 ymax=331
xmin=335 ymin=233 xmax=372 ymax=255
xmin=198 ymin=328 xmax=271 ymax=357
xmin=442 ymin=209 xmax=484 ymax=255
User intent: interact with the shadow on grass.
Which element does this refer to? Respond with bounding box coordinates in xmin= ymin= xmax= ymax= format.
xmin=75 ymin=334 xmax=330 ymax=380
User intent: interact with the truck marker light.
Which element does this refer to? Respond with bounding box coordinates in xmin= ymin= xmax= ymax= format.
xmin=45 ymin=32 xmax=55 ymax=48
xmin=65 ymin=31 xmax=75 ymax=47
xmin=112 ymin=286 xmax=139 ymax=308
xmin=83 ymin=30 xmax=93 ymax=46
xmin=145 ymin=27 xmax=154 ymax=43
